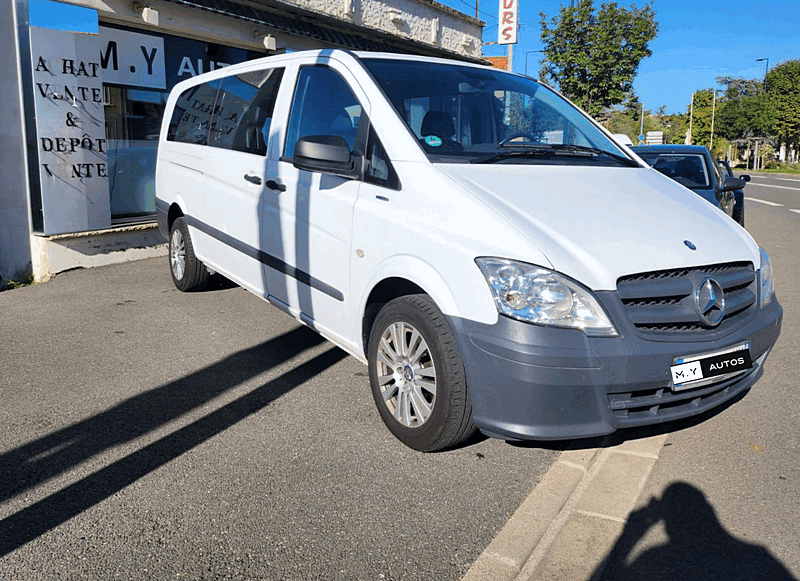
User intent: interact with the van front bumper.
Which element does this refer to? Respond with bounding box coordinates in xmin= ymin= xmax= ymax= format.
xmin=448 ymin=295 xmax=782 ymax=441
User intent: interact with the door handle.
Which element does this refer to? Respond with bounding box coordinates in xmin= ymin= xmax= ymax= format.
xmin=244 ymin=174 xmax=262 ymax=185
xmin=266 ymin=179 xmax=287 ymax=192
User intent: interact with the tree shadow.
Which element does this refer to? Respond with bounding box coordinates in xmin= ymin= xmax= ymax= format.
xmin=0 ymin=326 xmax=346 ymax=556
xmin=597 ymin=481 xmax=797 ymax=581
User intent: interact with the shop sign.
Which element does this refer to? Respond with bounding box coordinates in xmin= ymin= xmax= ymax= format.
xmin=99 ymin=27 xmax=166 ymax=89
xmin=498 ymin=0 xmax=518 ymax=45
xmin=30 ymin=27 xmax=110 ymax=235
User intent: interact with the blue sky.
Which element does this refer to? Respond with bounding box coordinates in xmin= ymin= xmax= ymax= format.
xmin=465 ymin=0 xmax=798 ymax=114
xmin=29 ymin=0 xmax=796 ymax=115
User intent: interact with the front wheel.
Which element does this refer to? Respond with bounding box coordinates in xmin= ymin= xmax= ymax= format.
xmin=368 ymin=294 xmax=475 ymax=452
xmin=169 ymin=217 xmax=208 ymax=292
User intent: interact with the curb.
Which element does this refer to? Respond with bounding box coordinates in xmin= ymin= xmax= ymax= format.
xmin=461 ymin=431 xmax=669 ymax=581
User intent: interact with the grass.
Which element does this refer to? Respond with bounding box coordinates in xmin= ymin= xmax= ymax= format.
xmin=1 ymin=276 xmax=35 ymax=292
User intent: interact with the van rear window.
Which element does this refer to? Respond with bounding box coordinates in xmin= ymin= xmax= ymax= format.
xmin=166 ymin=80 xmax=221 ymax=145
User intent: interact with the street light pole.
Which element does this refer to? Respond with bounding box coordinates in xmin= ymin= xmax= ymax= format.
xmin=756 ymin=58 xmax=769 ymax=89
xmin=688 ymin=93 xmax=694 ymax=145
xmin=525 ymin=50 xmax=544 ymax=77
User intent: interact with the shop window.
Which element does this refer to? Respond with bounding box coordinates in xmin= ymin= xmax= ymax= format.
xmin=209 ymin=68 xmax=284 ymax=156
xmin=105 ymin=86 xmax=170 ymax=220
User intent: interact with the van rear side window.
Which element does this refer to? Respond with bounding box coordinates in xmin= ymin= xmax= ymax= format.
xmin=166 ymin=80 xmax=221 ymax=145
xmin=209 ymin=68 xmax=284 ymax=156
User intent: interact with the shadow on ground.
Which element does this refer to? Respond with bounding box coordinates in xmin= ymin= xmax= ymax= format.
xmin=0 ymin=326 xmax=346 ymax=556
xmin=597 ymin=480 xmax=796 ymax=580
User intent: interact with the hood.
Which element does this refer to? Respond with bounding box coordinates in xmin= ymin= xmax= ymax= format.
xmin=437 ymin=164 xmax=760 ymax=291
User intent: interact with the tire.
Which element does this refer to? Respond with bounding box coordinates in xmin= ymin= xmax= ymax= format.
xmin=368 ymin=294 xmax=475 ymax=452
xmin=169 ymin=217 xmax=209 ymax=292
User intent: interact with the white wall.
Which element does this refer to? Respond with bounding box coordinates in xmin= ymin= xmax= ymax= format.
xmin=1 ymin=0 xmax=34 ymax=285
xmin=67 ymin=0 xmax=482 ymax=58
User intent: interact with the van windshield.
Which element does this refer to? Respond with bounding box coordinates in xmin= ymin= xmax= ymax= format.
xmin=361 ymin=58 xmax=636 ymax=167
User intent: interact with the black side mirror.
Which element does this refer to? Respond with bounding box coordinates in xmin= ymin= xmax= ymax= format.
xmin=720 ymin=175 xmax=747 ymax=192
xmin=293 ymin=135 xmax=361 ymax=179
xmin=740 ymin=174 xmax=751 ymax=183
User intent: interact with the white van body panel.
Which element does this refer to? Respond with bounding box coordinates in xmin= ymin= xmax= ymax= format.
xmin=436 ymin=164 xmax=761 ymax=290
xmin=155 ymin=49 xmax=781 ymax=447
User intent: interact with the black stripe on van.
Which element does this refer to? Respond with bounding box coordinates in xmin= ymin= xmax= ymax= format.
xmin=183 ymin=214 xmax=345 ymax=302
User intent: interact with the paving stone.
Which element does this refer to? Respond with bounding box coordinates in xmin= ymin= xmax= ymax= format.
xmin=613 ymin=433 xmax=669 ymax=458
xmin=477 ymin=463 xmax=585 ymax=572
xmin=575 ymin=452 xmax=657 ymax=521
xmin=558 ymin=447 xmax=601 ymax=471
xmin=461 ymin=553 xmax=519 ymax=581
xmin=525 ymin=512 xmax=624 ymax=581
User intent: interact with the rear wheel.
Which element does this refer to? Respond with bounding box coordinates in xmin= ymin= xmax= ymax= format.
xmin=169 ymin=217 xmax=208 ymax=292
xmin=368 ymin=294 xmax=475 ymax=452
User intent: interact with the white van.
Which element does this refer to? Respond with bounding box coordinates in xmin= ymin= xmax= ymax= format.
xmin=156 ymin=50 xmax=782 ymax=451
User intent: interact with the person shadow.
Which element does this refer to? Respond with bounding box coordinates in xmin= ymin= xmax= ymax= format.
xmin=598 ymin=481 xmax=796 ymax=580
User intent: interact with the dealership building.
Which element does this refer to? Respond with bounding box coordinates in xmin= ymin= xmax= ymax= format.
xmin=1 ymin=0 xmax=484 ymax=285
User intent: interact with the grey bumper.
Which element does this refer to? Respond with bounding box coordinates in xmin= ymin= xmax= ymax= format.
xmin=448 ymin=295 xmax=783 ymax=441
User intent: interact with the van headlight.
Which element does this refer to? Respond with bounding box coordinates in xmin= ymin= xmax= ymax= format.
xmin=759 ymin=247 xmax=774 ymax=308
xmin=475 ymin=258 xmax=618 ymax=337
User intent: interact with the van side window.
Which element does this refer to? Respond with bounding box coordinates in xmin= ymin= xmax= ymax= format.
xmin=209 ymin=68 xmax=285 ymax=156
xmin=283 ymin=67 xmax=362 ymax=159
xmin=166 ymin=80 xmax=221 ymax=145
xmin=365 ymin=128 xmax=399 ymax=190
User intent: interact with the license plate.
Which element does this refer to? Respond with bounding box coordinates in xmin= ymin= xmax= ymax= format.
xmin=670 ymin=343 xmax=752 ymax=391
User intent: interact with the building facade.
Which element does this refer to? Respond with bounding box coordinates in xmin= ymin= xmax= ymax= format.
xmin=2 ymin=0 xmax=483 ymax=285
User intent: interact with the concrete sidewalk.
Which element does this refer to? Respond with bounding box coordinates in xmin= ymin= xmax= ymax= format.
xmin=462 ymin=432 xmax=669 ymax=581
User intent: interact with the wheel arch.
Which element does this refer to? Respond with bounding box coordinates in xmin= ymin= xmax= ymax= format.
xmin=358 ymin=258 xmax=462 ymax=357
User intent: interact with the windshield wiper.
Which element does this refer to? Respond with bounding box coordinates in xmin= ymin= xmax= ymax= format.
xmin=473 ymin=143 xmax=639 ymax=167
xmin=549 ymin=144 xmax=640 ymax=167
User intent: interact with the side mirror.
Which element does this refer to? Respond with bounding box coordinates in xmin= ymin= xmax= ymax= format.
xmin=293 ymin=135 xmax=360 ymax=179
xmin=720 ymin=175 xmax=746 ymax=192
xmin=740 ymin=174 xmax=751 ymax=183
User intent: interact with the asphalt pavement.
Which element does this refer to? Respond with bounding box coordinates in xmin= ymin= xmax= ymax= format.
xmin=0 ymin=257 xmax=559 ymax=580
xmin=2 ymin=170 xmax=798 ymax=581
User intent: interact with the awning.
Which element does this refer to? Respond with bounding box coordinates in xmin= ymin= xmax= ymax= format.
xmin=163 ymin=0 xmax=485 ymax=62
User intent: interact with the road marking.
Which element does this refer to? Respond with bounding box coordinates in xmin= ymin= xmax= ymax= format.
xmin=746 ymin=198 xmax=784 ymax=207
xmin=749 ymin=183 xmax=800 ymax=191
xmin=791 ymin=209 xmax=800 ymax=214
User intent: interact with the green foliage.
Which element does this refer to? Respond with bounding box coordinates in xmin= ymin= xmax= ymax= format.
xmin=687 ymin=89 xmax=716 ymax=147
xmin=715 ymin=77 xmax=772 ymax=144
xmin=1 ymin=276 xmax=35 ymax=292
xmin=538 ymin=0 xmax=658 ymax=117
xmin=604 ymin=106 xmax=687 ymax=145
xmin=766 ymin=60 xmax=800 ymax=149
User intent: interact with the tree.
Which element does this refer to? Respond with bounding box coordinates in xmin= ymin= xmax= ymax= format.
xmin=715 ymin=76 xmax=772 ymax=145
xmin=538 ymin=0 xmax=658 ymax=117
xmin=688 ymin=89 xmax=714 ymax=147
xmin=765 ymin=60 xmax=800 ymax=150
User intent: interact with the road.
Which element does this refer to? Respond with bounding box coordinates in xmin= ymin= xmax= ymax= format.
xmin=0 ymin=258 xmax=559 ymax=581
xmin=600 ymin=172 xmax=800 ymax=579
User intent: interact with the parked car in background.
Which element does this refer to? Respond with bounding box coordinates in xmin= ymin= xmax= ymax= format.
xmin=717 ymin=158 xmax=750 ymax=226
xmin=631 ymin=145 xmax=746 ymax=226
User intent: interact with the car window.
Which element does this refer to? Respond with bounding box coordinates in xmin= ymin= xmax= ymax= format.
xmin=208 ymin=68 xmax=284 ymax=155
xmin=365 ymin=127 xmax=399 ymax=190
xmin=361 ymin=58 xmax=631 ymax=166
xmin=167 ymin=80 xmax=221 ymax=145
xmin=638 ymin=153 xmax=710 ymax=189
xmin=283 ymin=66 xmax=362 ymax=159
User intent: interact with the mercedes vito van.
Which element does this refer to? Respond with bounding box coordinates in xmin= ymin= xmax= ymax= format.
xmin=156 ymin=50 xmax=782 ymax=451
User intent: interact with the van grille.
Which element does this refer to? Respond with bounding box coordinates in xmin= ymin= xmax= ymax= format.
xmin=617 ymin=262 xmax=756 ymax=340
